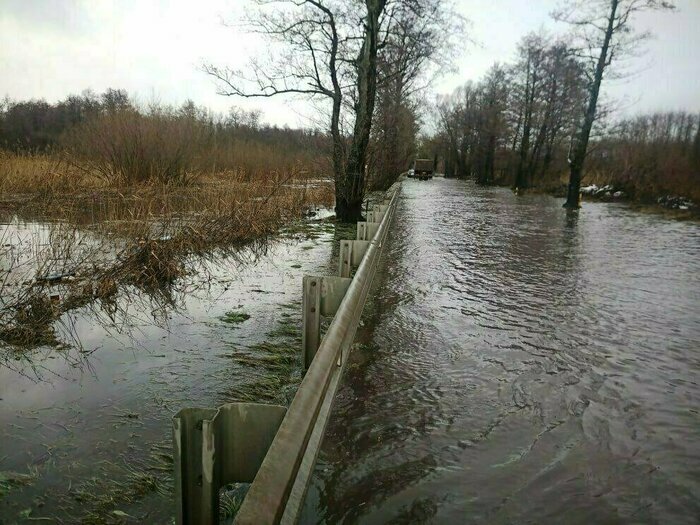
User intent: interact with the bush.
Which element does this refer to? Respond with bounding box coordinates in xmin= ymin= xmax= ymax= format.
xmin=63 ymin=108 xmax=211 ymax=185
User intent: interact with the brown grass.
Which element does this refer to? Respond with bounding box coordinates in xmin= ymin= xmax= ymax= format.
xmin=0 ymin=150 xmax=104 ymax=195
xmin=62 ymin=109 xmax=208 ymax=185
xmin=0 ymin=151 xmax=334 ymax=350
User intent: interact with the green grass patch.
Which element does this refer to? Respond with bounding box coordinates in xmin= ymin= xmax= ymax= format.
xmin=269 ymin=319 xmax=300 ymax=340
xmin=280 ymin=302 xmax=300 ymax=310
xmin=62 ymin=440 xmax=173 ymax=524
xmin=0 ymin=469 xmax=36 ymax=500
xmin=226 ymin=305 xmax=303 ymax=405
xmin=220 ymin=310 xmax=251 ymax=324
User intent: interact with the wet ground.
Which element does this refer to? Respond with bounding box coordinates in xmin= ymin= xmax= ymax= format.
xmin=0 ymin=213 xmax=350 ymax=523
xmin=304 ymin=178 xmax=700 ymax=524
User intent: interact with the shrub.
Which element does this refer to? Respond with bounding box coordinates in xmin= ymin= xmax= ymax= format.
xmin=63 ymin=108 xmax=211 ymax=185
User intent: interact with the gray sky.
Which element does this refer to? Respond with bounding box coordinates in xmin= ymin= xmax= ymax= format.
xmin=1 ymin=0 xmax=698 ymax=128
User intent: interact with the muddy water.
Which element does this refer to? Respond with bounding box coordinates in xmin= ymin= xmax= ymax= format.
xmin=0 ymin=214 xmax=348 ymax=523
xmin=304 ymin=179 xmax=700 ymax=524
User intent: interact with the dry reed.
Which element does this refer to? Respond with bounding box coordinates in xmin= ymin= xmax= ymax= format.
xmin=0 ymin=158 xmax=333 ymax=349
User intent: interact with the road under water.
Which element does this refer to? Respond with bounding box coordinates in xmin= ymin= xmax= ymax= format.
xmin=304 ymin=178 xmax=700 ymax=524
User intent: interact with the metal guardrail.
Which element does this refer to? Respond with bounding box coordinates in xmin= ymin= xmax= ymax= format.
xmin=173 ymin=186 xmax=400 ymax=524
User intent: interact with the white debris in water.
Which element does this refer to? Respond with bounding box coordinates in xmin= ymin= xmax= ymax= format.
xmin=658 ymin=195 xmax=696 ymax=210
xmin=580 ymin=184 xmax=626 ymax=200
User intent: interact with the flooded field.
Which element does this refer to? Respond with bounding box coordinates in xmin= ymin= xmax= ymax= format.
xmin=305 ymin=178 xmax=700 ymax=524
xmin=0 ymin=209 xmax=350 ymax=523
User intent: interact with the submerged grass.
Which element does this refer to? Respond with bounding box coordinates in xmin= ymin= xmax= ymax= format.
xmin=220 ymin=310 xmax=251 ymax=324
xmin=0 ymin=160 xmax=334 ymax=350
xmin=46 ymin=440 xmax=175 ymax=524
xmin=225 ymin=303 xmax=303 ymax=405
xmin=7 ymin=302 xmax=309 ymax=520
xmin=0 ymin=469 xmax=37 ymax=500
xmin=71 ymin=471 xmax=164 ymax=524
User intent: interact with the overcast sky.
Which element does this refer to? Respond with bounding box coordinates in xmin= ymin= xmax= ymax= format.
xmin=1 ymin=0 xmax=698 ymax=128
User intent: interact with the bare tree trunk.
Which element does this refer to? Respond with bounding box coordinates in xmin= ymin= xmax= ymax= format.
xmin=515 ymin=53 xmax=534 ymax=189
xmin=485 ymin=134 xmax=496 ymax=183
xmin=693 ymin=113 xmax=700 ymax=170
xmin=382 ymin=77 xmax=402 ymax=189
xmin=564 ymin=0 xmax=618 ymax=209
xmin=329 ymin=23 xmax=345 ymax=214
xmin=339 ymin=0 xmax=386 ymax=222
xmin=529 ymin=76 xmax=557 ymax=183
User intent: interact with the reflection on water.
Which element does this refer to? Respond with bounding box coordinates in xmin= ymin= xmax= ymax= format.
xmin=305 ymin=179 xmax=700 ymax=524
xmin=0 ymin=215 xmax=343 ymax=523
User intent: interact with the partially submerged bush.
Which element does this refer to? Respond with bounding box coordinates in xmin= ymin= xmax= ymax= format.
xmin=0 ymin=293 xmax=59 ymax=348
xmin=0 ymin=159 xmax=334 ymax=350
xmin=63 ymin=108 xmax=211 ymax=185
xmin=111 ymin=238 xmax=187 ymax=290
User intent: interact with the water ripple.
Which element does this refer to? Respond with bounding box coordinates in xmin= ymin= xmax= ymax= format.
xmin=307 ymin=179 xmax=700 ymax=524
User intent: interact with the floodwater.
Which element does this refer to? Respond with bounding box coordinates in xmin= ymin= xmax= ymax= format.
xmin=0 ymin=212 xmax=348 ymax=523
xmin=304 ymin=178 xmax=700 ymax=524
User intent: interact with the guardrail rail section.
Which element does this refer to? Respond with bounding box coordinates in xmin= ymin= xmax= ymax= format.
xmin=173 ymin=186 xmax=400 ymax=524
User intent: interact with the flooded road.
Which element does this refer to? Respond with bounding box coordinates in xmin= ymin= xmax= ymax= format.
xmin=304 ymin=179 xmax=700 ymax=524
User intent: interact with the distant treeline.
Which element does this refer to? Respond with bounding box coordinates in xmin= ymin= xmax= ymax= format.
xmin=0 ymin=89 xmax=330 ymax=184
xmin=427 ymin=33 xmax=700 ymax=201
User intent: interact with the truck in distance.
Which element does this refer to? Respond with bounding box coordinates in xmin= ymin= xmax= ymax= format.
xmin=408 ymin=158 xmax=434 ymax=180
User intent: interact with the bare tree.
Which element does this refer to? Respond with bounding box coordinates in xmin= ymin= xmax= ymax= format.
xmin=203 ymin=0 xmax=349 ymax=213
xmin=474 ymin=64 xmax=508 ymax=185
xmin=339 ymin=0 xmax=387 ymax=220
xmin=513 ymin=34 xmax=547 ymax=190
xmin=553 ymin=0 xmax=676 ymax=209
xmin=509 ymin=35 xmax=585 ymax=189
xmin=204 ymin=0 xmax=460 ymax=222
xmin=327 ymin=0 xmax=460 ymax=218
xmin=431 ymin=30 xmax=590 ymax=190
xmin=369 ymin=0 xmax=465 ymax=190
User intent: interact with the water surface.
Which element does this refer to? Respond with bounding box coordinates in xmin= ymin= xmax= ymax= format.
xmin=0 ymin=213 xmax=345 ymax=523
xmin=305 ymin=178 xmax=700 ymax=524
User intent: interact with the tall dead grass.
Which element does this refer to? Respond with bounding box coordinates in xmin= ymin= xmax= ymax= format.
xmin=0 ymin=173 xmax=333 ymax=349
xmin=585 ymin=142 xmax=700 ymax=202
xmin=0 ymin=102 xmax=335 ymax=350
xmin=1 ymin=116 xmax=329 ymax=195
xmin=0 ymin=150 xmax=103 ymax=195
